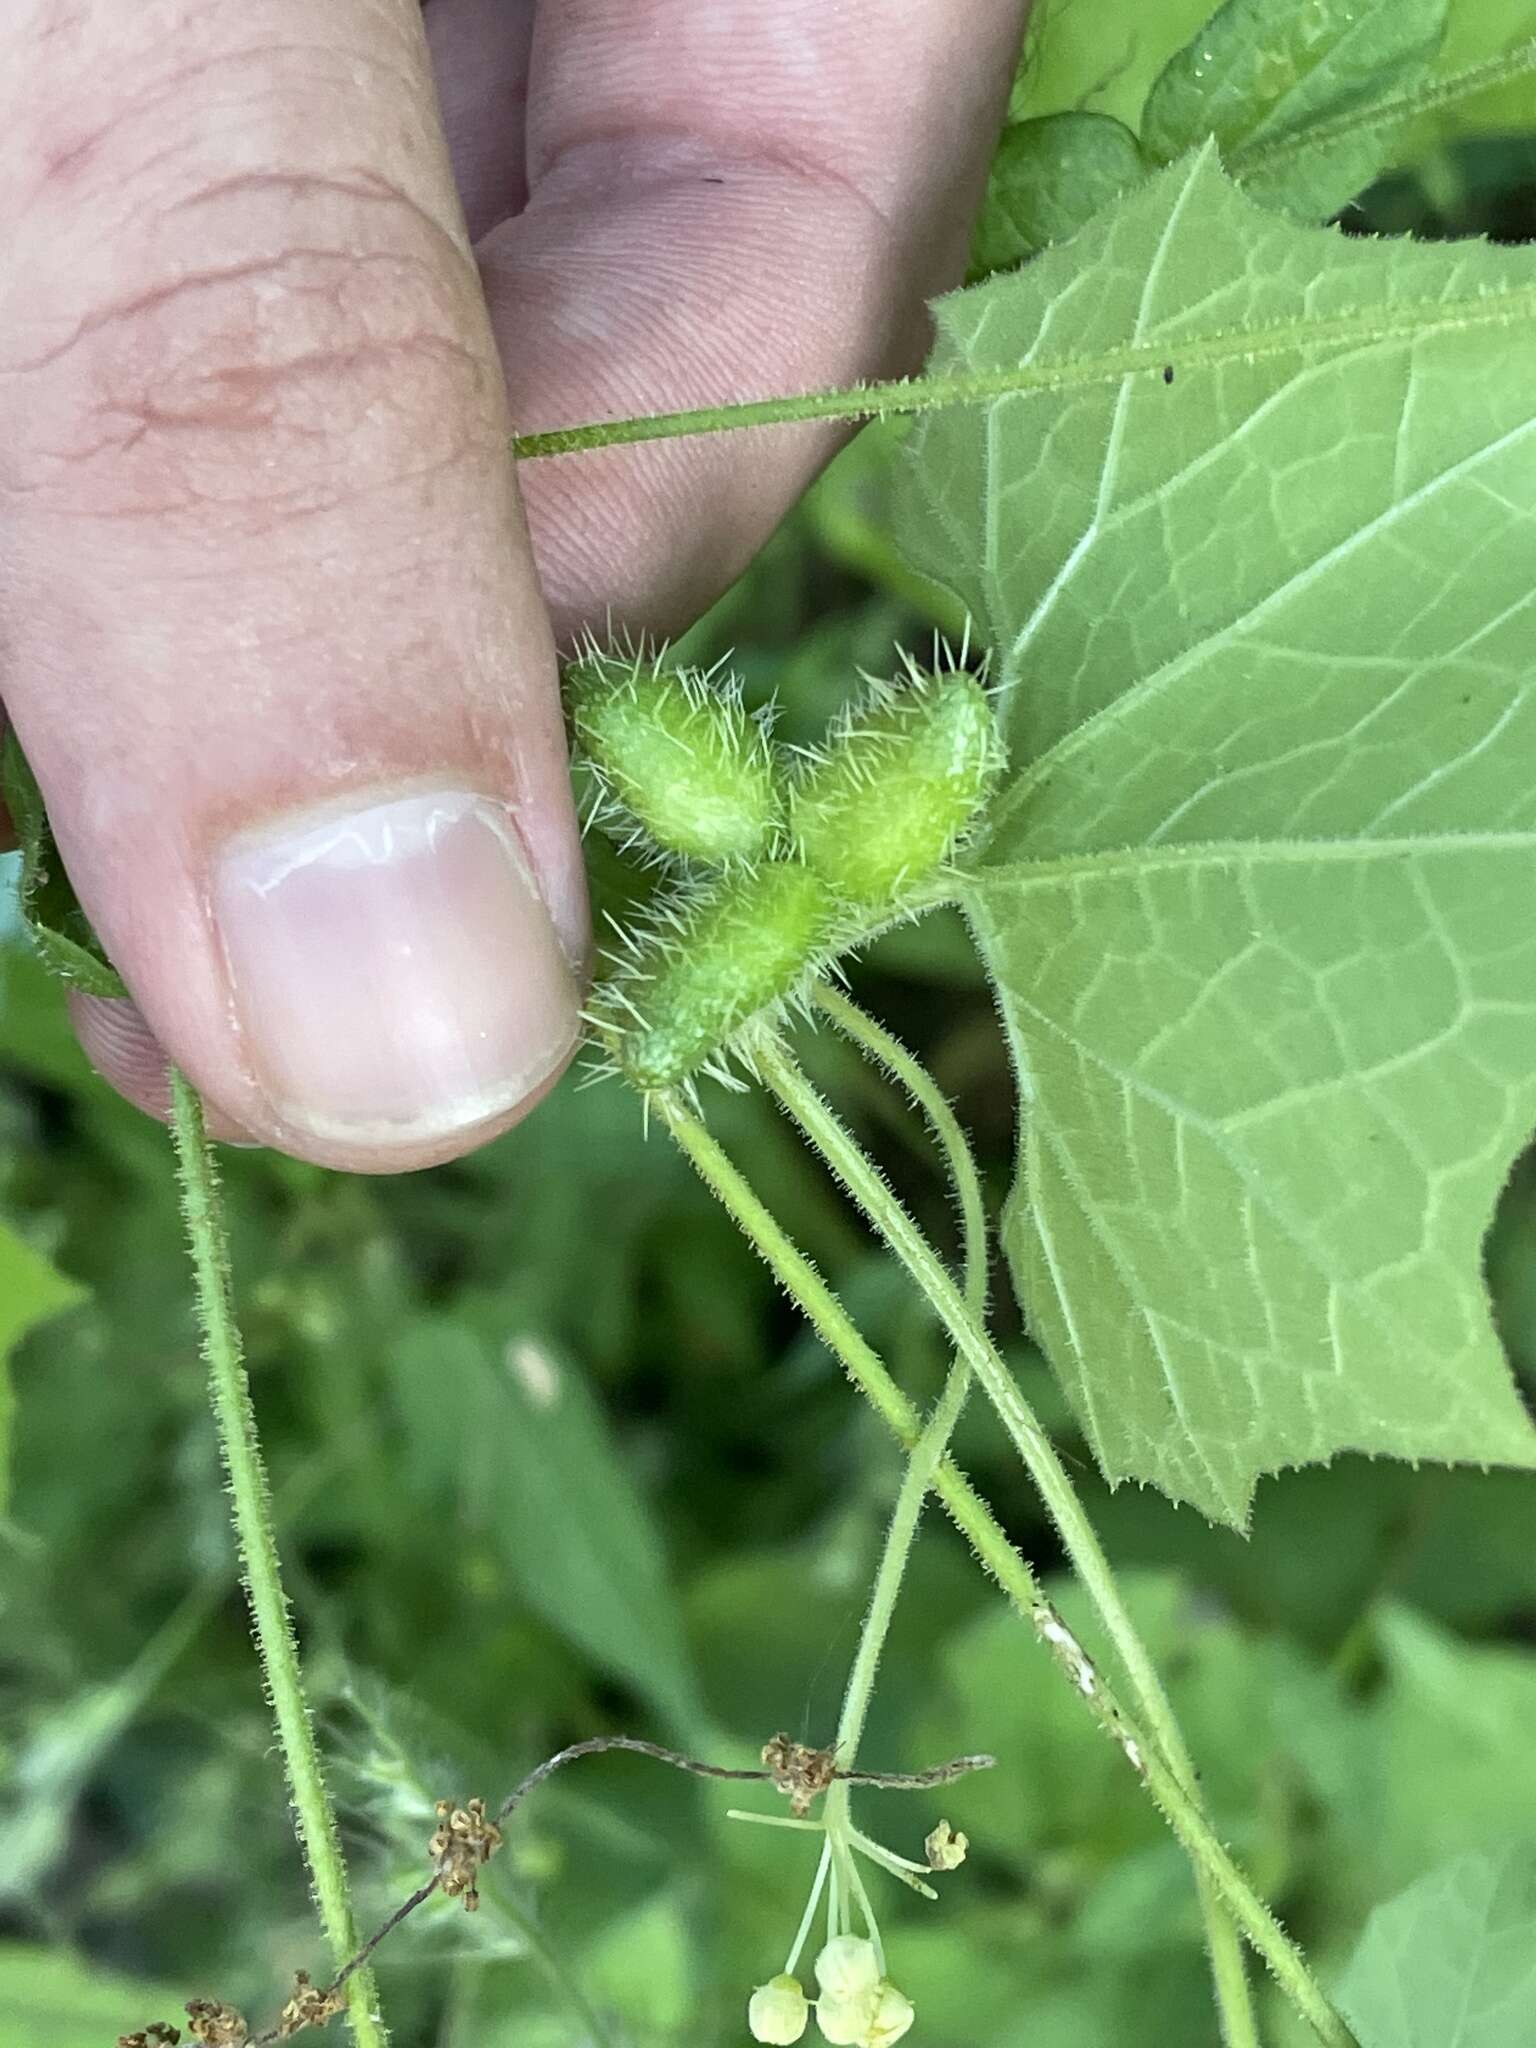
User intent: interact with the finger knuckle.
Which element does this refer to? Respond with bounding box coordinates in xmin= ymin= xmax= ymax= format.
xmin=3 ymin=172 xmax=500 ymax=528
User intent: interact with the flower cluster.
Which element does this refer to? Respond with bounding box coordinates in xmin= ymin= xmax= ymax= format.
xmin=429 ymin=1795 xmax=504 ymax=1911
xmin=749 ymin=1937 xmax=913 ymax=2046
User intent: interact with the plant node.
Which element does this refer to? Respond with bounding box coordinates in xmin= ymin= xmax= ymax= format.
xmin=762 ymin=1733 xmax=840 ymax=1817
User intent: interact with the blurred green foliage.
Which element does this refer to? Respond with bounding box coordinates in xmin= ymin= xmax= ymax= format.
xmin=4 ymin=10 xmax=1536 ymax=2045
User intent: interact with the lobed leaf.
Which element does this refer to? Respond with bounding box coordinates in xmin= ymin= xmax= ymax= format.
xmin=899 ymin=149 xmax=1536 ymax=1520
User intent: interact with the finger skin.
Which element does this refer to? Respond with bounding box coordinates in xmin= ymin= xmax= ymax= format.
xmin=68 ymin=988 xmax=256 ymax=1143
xmin=0 ymin=0 xmax=1026 ymax=1163
xmin=0 ymin=0 xmax=586 ymax=1171
xmin=421 ymin=0 xmax=536 ymax=240
xmin=491 ymin=0 xmax=1030 ymax=636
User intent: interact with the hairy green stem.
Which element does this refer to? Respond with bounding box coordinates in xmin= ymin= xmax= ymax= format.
xmin=812 ymin=987 xmax=987 ymax=1317
xmin=757 ymin=1042 xmax=1192 ymax=1765
xmin=168 ymin=1071 xmax=384 ymax=2048
xmin=511 ymin=289 xmax=1535 ymax=465
xmin=780 ymin=1019 xmax=1258 ymax=2047
xmin=658 ymin=1091 xmax=1352 ymax=2046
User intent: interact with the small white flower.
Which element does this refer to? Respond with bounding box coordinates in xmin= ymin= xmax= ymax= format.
xmin=864 ymin=1981 xmax=915 ymax=2046
xmin=814 ymin=1973 xmax=915 ymax=2048
xmin=814 ymin=1992 xmax=874 ymax=2046
xmin=814 ymin=1936 xmax=882 ymax=2004
xmin=749 ymin=1973 xmax=810 ymax=2044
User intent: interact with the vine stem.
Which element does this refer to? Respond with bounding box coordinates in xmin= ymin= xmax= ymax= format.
xmin=796 ymin=1001 xmax=1258 ymax=2047
xmin=167 ymin=1069 xmax=384 ymax=2048
xmin=509 ymin=289 xmax=1536 ymax=465
xmin=658 ymin=1090 xmax=1353 ymax=2048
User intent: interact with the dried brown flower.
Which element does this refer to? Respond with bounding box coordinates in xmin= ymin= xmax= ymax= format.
xmin=277 ymin=1970 xmax=344 ymax=2037
xmin=430 ymin=1795 xmax=504 ymax=1910
xmin=184 ymin=2001 xmax=249 ymax=2046
xmin=761 ymin=1733 xmax=838 ymax=1817
xmin=118 ymin=2027 xmax=182 ymax=2048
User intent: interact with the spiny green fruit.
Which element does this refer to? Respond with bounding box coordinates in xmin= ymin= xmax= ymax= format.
xmin=603 ymin=861 xmax=836 ymax=1093
xmin=789 ymin=666 xmax=1002 ymax=911
xmin=567 ymin=640 xmax=784 ymax=868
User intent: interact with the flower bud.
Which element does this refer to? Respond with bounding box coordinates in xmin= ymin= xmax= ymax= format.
xmin=749 ymin=1974 xmax=810 ymax=2044
xmin=864 ymin=1982 xmax=916 ymax=2046
xmin=814 ymin=1994 xmax=872 ymax=2046
xmin=815 ymin=1979 xmax=915 ymax=2048
xmin=813 ymin=1936 xmax=882 ymax=2005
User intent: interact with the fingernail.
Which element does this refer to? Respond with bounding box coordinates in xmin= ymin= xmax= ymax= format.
xmin=212 ymin=789 xmax=578 ymax=1147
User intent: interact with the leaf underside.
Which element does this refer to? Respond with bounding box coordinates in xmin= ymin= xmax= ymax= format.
xmin=898 ymin=148 xmax=1536 ymax=1522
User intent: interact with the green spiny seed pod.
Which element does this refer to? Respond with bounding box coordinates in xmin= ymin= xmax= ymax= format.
xmin=789 ymin=667 xmax=1001 ymax=910
xmin=604 ymin=861 xmax=835 ymax=1092
xmin=567 ymin=641 xmax=784 ymax=868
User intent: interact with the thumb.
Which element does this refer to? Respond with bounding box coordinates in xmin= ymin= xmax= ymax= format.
xmin=0 ymin=0 xmax=585 ymax=1171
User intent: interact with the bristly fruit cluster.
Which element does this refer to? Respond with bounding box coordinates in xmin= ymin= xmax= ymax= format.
xmin=567 ymin=636 xmax=785 ymax=869
xmin=570 ymin=640 xmax=1002 ymax=1099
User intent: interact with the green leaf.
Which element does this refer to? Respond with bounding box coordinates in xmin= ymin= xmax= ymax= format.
xmin=0 ymin=1944 xmax=184 ymax=2048
xmin=581 ymin=1893 xmax=694 ymax=2034
xmin=1353 ymin=1608 xmax=1536 ymax=1895
xmin=1403 ymin=9 xmax=1536 ymax=153
xmin=914 ymin=1570 xmax=1298 ymax=1892
xmin=0 ymin=734 xmax=125 ymax=999
xmin=1337 ymin=1842 xmax=1536 ymax=2048
xmin=1008 ymin=0 xmax=1216 ymax=129
xmin=899 ymin=150 xmax=1536 ymax=1520
xmin=0 ymin=1590 xmax=209 ymax=1903
xmin=388 ymin=1315 xmax=703 ymax=1732
xmin=1143 ymin=0 xmax=1448 ymax=221
xmin=972 ymin=114 xmax=1148 ymax=276
xmin=802 ymin=428 xmax=967 ymax=634
xmin=0 ymin=1218 xmax=82 ymax=1516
